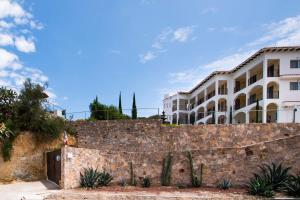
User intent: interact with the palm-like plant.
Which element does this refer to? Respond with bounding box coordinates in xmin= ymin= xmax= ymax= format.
xmin=284 ymin=174 xmax=300 ymax=197
xmin=259 ymin=162 xmax=291 ymax=190
xmin=247 ymin=175 xmax=274 ymax=197
xmin=80 ymin=167 xmax=101 ymax=188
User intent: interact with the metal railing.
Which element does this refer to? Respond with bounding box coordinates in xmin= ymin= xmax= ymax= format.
xmin=164 ymin=107 xmax=300 ymax=125
xmin=65 ymin=108 xmax=160 ymax=121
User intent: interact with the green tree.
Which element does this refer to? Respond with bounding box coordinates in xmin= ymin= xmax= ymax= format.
xmin=0 ymin=87 xmax=17 ymax=123
xmin=89 ymin=96 xmax=129 ymax=120
xmin=15 ymin=79 xmax=49 ymax=131
xmin=89 ymin=96 xmax=106 ymax=120
xmin=132 ymin=93 xmax=137 ymax=119
xmin=118 ymin=92 xmax=122 ymax=114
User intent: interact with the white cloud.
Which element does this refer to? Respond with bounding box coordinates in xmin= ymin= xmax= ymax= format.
xmin=0 ymin=48 xmax=21 ymax=69
xmin=173 ymin=27 xmax=194 ymax=42
xmin=248 ymin=15 xmax=300 ymax=47
xmin=14 ymin=36 xmax=35 ymax=53
xmin=140 ymin=26 xmax=195 ymax=63
xmin=201 ymin=7 xmax=217 ymax=15
xmin=0 ymin=0 xmax=50 ymax=99
xmin=0 ymin=33 xmax=13 ymax=46
xmin=166 ymin=15 xmax=300 ymax=93
xmin=140 ymin=51 xmax=156 ymax=63
xmin=222 ymin=26 xmax=237 ymax=33
xmin=0 ymin=0 xmax=28 ymax=19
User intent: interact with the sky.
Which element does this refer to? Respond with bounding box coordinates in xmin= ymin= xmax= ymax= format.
xmin=1 ymin=0 xmax=300 ymax=118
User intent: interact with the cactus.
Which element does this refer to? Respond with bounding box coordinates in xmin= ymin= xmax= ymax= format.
xmin=187 ymin=151 xmax=203 ymax=187
xmin=161 ymin=152 xmax=173 ymax=186
xmin=129 ymin=161 xmax=136 ymax=186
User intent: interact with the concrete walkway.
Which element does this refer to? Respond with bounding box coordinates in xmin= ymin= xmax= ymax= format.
xmin=0 ymin=181 xmax=59 ymax=200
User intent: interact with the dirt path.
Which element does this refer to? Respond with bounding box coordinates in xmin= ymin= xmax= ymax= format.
xmin=45 ymin=188 xmax=262 ymax=200
xmin=0 ymin=181 xmax=59 ymax=200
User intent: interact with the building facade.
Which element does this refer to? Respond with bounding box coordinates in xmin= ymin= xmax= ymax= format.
xmin=163 ymin=46 xmax=300 ymax=124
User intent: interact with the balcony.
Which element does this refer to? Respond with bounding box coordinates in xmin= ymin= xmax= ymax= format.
xmin=197 ymin=98 xmax=204 ymax=106
xmin=248 ymin=96 xmax=262 ymax=105
xmin=206 ymin=91 xmax=215 ymax=101
xmin=218 ymin=88 xmax=228 ymax=95
xmin=267 ymin=91 xmax=279 ymax=99
xmin=197 ymin=112 xmax=204 ymax=120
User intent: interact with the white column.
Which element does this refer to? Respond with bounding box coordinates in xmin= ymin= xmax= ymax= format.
xmin=176 ymin=95 xmax=179 ymax=125
xmin=262 ymin=59 xmax=268 ymax=123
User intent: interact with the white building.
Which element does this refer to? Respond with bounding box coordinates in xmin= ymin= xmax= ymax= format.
xmin=163 ymin=46 xmax=300 ymax=125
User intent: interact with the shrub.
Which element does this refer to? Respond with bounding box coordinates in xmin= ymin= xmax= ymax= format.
xmin=187 ymin=151 xmax=203 ymax=187
xmin=119 ymin=178 xmax=126 ymax=187
xmin=98 ymin=171 xmax=113 ymax=186
xmin=161 ymin=153 xmax=173 ymax=186
xmin=259 ymin=162 xmax=291 ymax=191
xmin=80 ymin=167 xmax=101 ymax=188
xmin=129 ymin=162 xmax=137 ymax=186
xmin=1 ymin=138 xmax=13 ymax=161
xmin=247 ymin=175 xmax=274 ymax=198
xmin=142 ymin=176 xmax=151 ymax=188
xmin=284 ymin=174 xmax=300 ymax=197
xmin=176 ymin=182 xmax=187 ymax=189
xmin=218 ymin=178 xmax=231 ymax=190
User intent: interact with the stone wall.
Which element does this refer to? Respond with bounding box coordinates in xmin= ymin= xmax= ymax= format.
xmin=62 ymin=134 xmax=300 ymax=189
xmin=61 ymin=120 xmax=300 ymax=189
xmin=74 ymin=120 xmax=300 ymax=151
xmin=0 ymin=132 xmax=76 ymax=183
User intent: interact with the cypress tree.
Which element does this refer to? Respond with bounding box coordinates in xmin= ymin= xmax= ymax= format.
xmin=255 ymin=100 xmax=259 ymax=123
xmin=229 ymin=106 xmax=233 ymax=124
xmin=132 ymin=93 xmax=137 ymax=119
xmin=211 ymin=111 xmax=215 ymax=124
xmin=118 ymin=92 xmax=122 ymax=114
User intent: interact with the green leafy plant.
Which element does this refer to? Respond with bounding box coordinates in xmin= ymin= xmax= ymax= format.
xmin=247 ymin=175 xmax=274 ymax=197
xmin=161 ymin=153 xmax=173 ymax=186
xmin=284 ymin=174 xmax=300 ymax=197
xmin=218 ymin=178 xmax=231 ymax=190
xmin=98 ymin=171 xmax=113 ymax=186
xmin=80 ymin=167 xmax=101 ymax=188
xmin=0 ymin=123 xmax=15 ymax=161
xmin=142 ymin=176 xmax=151 ymax=188
xmin=129 ymin=162 xmax=137 ymax=186
xmin=187 ymin=151 xmax=203 ymax=187
xmin=259 ymin=162 xmax=291 ymax=191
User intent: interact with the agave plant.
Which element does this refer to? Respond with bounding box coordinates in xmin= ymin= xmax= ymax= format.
xmin=98 ymin=170 xmax=113 ymax=186
xmin=284 ymin=174 xmax=300 ymax=197
xmin=142 ymin=176 xmax=151 ymax=188
xmin=259 ymin=162 xmax=291 ymax=190
xmin=80 ymin=167 xmax=101 ymax=188
xmin=247 ymin=175 xmax=274 ymax=197
xmin=218 ymin=178 xmax=231 ymax=190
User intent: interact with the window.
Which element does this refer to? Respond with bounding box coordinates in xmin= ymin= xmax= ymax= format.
xmin=290 ymin=82 xmax=300 ymax=90
xmin=290 ymin=60 xmax=300 ymax=68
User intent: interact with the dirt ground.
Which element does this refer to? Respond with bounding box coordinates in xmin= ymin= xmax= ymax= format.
xmin=45 ymin=186 xmax=264 ymax=200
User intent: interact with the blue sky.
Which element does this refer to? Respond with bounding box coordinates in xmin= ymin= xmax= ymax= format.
xmin=1 ymin=0 xmax=300 ymax=118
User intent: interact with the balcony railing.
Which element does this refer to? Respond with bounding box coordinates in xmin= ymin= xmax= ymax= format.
xmin=172 ymin=106 xmax=177 ymax=112
xmin=234 ymin=103 xmax=246 ymax=111
xmin=206 ymin=91 xmax=215 ymax=100
xmin=267 ymin=70 xmax=280 ymax=77
xmin=218 ymin=88 xmax=228 ymax=95
xmin=248 ymin=96 xmax=262 ymax=105
xmin=197 ymin=98 xmax=204 ymax=106
xmin=234 ymin=84 xmax=246 ymax=93
xmin=248 ymin=75 xmax=257 ymax=85
xmin=206 ymin=108 xmax=215 ymax=116
xmin=197 ymin=113 xmax=204 ymax=120
xmin=267 ymin=91 xmax=279 ymax=99
xmin=218 ymin=105 xmax=227 ymax=112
